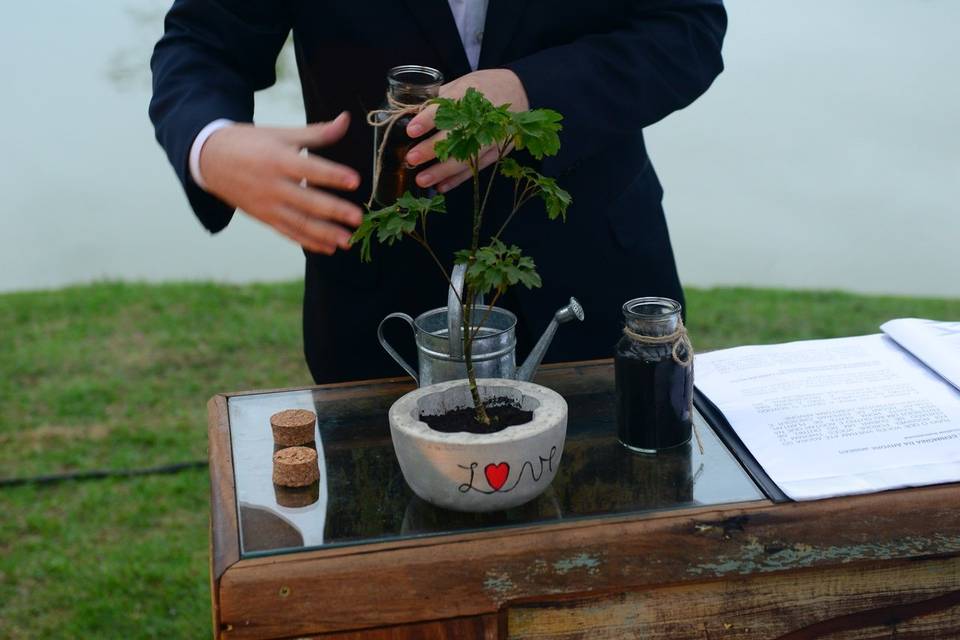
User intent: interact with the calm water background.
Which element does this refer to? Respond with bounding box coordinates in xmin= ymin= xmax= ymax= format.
xmin=1 ymin=0 xmax=957 ymax=296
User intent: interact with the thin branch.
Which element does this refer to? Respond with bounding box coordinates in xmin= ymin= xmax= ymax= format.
xmin=479 ymin=141 xmax=508 ymax=224
xmin=493 ymin=206 xmax=520 ymax=241
xmin=494 ymin=178 xmax=538 ymax=240
xmin=511 ymin=173 xmax=521 ymax=214
xmin=470 ymin=289 xmax=503 ymax=342
xmin=419 ymin=211 xmax=428 ymax=246
xmin=518 ymin=178 xmax=537 ymax=206
xmin=407 ymin=230 xmax=462 ymax=306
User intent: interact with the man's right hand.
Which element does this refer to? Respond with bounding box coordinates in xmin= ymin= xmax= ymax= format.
xmin=200 ymin=112 xmax=362 ymax=255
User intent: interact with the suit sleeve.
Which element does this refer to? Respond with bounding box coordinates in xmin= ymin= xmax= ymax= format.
xmin=149 ymin=0 xmax=292 ymax=233
xmin=504 ymin=0 xmax=727 ymax=175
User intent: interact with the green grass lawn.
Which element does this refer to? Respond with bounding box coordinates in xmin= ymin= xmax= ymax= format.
xmin=1 ymin=281 xmax=957 ymax=638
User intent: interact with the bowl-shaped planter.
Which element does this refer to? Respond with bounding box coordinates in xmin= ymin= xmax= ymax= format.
xmin=389 ymin=378 xmax=567 ymax=512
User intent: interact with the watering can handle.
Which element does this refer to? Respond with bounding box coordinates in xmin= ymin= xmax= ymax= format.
xmin=377 ymin=313 xmax=419 ymax=385
xmin=447 ymin=263 xmax=483 ymax=358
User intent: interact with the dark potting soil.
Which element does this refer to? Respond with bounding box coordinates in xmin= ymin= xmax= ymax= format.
xmin=420 ymin=398 xmax=533 ymax=435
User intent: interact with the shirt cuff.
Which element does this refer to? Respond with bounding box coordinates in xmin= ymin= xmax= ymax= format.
xmin=189 ymin=119 xmax=235 ymax=191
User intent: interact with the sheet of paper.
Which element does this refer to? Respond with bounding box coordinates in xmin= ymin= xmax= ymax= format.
xmin=696 ymin=334 xmax=960 ymax=501
xmin=882 ymin=318 xmax=960 ymax=392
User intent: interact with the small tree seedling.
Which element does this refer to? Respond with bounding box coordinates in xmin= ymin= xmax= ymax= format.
xmin=353 ymin=88 xmax=571 ymax=425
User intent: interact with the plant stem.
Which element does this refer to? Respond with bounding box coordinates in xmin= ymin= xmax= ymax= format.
xmin=462 ymin=282 xmax=490 ymax=425
xmin=470 ymin=289 xmax=503 ymax=342
xmin=466 ymin=155 xmax=491 ymax=426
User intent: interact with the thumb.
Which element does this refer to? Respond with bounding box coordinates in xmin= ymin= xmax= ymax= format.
xmin=292 ymin=111 xmax=351 ymax=148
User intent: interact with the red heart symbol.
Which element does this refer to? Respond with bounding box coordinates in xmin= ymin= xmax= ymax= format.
xmin=484 ymin=462 xmax=510 ymax=491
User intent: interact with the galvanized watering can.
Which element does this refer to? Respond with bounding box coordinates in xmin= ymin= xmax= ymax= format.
xmin=378 ymin=264 xmax=584 ymax=387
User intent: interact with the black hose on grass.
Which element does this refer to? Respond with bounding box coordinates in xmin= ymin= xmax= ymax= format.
xmin=0 ymin=460 xmax=208 ymax=488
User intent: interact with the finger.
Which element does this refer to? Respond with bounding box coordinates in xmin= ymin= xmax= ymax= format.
xmin=405 ymin=129 xmax=446 ymax=167
xmin=269 ymin=205 xmax=340 ymax=255
xmin=276 ymin=111 xmax=352 ymax=148
xmin=415 ymin=157 xmax=468 ymax=189
xmin=278 ymin=181 xmax=363 ymax=229
xmin=436 ymin=146 xmax=500 ymax=193
xmin=274 ymin=204 xmax=353 ymax=253
xmin=436 ymin=168 xmax=472 ymax=194
xmin=406 ymin=102 xmax=437 ymax=139
xmin=283 ymin=153 xmax=360 ymax=192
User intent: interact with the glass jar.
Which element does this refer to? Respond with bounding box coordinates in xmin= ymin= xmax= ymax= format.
xmin=614 ymin=297 xmax=694 ymax=453
xmin=371 ymin=65 xmax=444 ymax=207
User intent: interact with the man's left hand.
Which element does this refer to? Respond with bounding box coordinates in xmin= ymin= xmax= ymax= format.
xmin=404 ymin=69 xmax=528 ymax=193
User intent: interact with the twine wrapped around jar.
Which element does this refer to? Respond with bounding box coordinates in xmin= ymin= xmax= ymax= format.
xmin=365 ymin=94 xmax=428 ymax=208
xmin=622 ymin=316 xmax=694 ymax=367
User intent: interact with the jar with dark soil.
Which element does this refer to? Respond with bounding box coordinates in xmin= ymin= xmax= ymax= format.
xmin=614 ymin=297 xmax=694 ymax=453
xmin=371 ymin=65 xmax=443 ymax=206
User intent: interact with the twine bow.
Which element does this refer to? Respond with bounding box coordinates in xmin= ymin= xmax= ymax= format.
xmin=622 ymin=317 xmax=694 ymax=367
xmin=366 ymin=94 xmax=429 ymax=208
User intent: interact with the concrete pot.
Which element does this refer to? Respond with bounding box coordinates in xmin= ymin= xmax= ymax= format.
xmin=388 ymin=378 xmax=568 ymax=512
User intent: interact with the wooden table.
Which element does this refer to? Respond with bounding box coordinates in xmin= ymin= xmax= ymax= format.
xmin=207 ymin=361 xmax=960 ymax=639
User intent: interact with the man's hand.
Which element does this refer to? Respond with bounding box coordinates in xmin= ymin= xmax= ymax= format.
xmin=404 ymin=69 xmax=528 ymax=193
xmin=200 ymin=112 xmax=362 ymax=255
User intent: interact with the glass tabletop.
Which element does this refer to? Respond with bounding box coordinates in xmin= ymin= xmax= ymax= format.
xmin=228 ymin=376 xmax=764 ymax=558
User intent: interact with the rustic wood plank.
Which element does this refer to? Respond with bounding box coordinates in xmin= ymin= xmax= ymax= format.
xmin=208 ymin=394 xmax=240 ymax=640
xmin=508 ymin=555 xmax=960 ymax=639
xmin=208 ymin=394 xmax=240 ymax=580
xmin=309 ymin=613 xmax=503 ymax=639
xmin=231 ymin=499 xmax=766 ymax=568
xmin=216 ymin=483 xmax=960 ymax=639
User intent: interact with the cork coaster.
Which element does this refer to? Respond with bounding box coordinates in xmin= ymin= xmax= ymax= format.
xmin=270 ymin=409 xmax=317 ymax=447
xmin=272 ymin=446 xmax=320 ymax=487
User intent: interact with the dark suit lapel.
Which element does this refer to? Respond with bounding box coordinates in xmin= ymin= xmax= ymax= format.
xmin=478 ymin=0 xmax=527 ymax=68
xmin=402 ymin=0 xmax=472 ymax=79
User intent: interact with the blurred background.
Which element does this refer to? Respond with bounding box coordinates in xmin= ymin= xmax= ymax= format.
xmin=1 ymin=0 xmax=957 ymax=296
xmin=1 ymin=1 xmax=958 ymax=638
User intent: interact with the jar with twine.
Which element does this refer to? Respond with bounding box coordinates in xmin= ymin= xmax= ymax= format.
xmin=614 ymin=297 xmax=698 ymax=454
xmin=367 ymin=65 xmax=444 ymax=208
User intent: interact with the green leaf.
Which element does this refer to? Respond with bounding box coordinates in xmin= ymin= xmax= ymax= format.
xmin=453 ymin=249 xmax=473 ymax=265
xmin=498 ymin=161 xmax=572 ymax=222
xmin=434 ymin=134 xmax=481 ymax=163
xmin=533 ymin=175 xmax=572 ymax=221
xmin=350 ymin=214 xmax=378 ymax=262
xmin=462 ymin=239 xmax=541 ymax=297
xmin=377 ymin=211 xmax=416 ymax=244
xmin=499 ymin=157 xmax=524 ymax=179
xmin=431 ymin=88 xmax=511 ymax=163
xmin=349 ymin=191 xmax=446 ymax=261
xmin=396 ymin=192 xmax=447 ymax=217
xmin=508 ymin=109 xmax=563 ymax=159
xmin=432 ymin=96 xmax=468 ymax=131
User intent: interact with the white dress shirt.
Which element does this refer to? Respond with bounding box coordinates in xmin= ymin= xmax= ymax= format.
xmin=189 ymin=1 xmax=489 ymax=190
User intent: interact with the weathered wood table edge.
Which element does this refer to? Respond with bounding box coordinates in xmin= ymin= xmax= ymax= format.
xmin=206 ymin=360 xmax=960 ymax=639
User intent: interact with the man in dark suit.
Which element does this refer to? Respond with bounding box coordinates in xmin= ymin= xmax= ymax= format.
xmin=150 ymin=0 xmax=727 ymax=384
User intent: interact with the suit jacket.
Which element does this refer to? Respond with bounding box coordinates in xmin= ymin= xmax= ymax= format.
xmin=150 ymin=0 xmax=727 ymax=384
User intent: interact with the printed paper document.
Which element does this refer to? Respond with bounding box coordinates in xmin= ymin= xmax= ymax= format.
xmin=882 ymin=318 xmax=960 ymax=391
xmin=696 ymin=326 xmax=960 ymax=501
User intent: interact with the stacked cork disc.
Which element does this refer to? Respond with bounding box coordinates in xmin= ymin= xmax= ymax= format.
xmin=270 ymin=409 xmax=320 ymax=507
xmin=270 ymin=409 xmax=317 ymax=448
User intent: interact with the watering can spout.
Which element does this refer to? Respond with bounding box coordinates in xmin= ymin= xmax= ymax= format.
xmin=516 ymin=297 xmax=585 ymax=382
